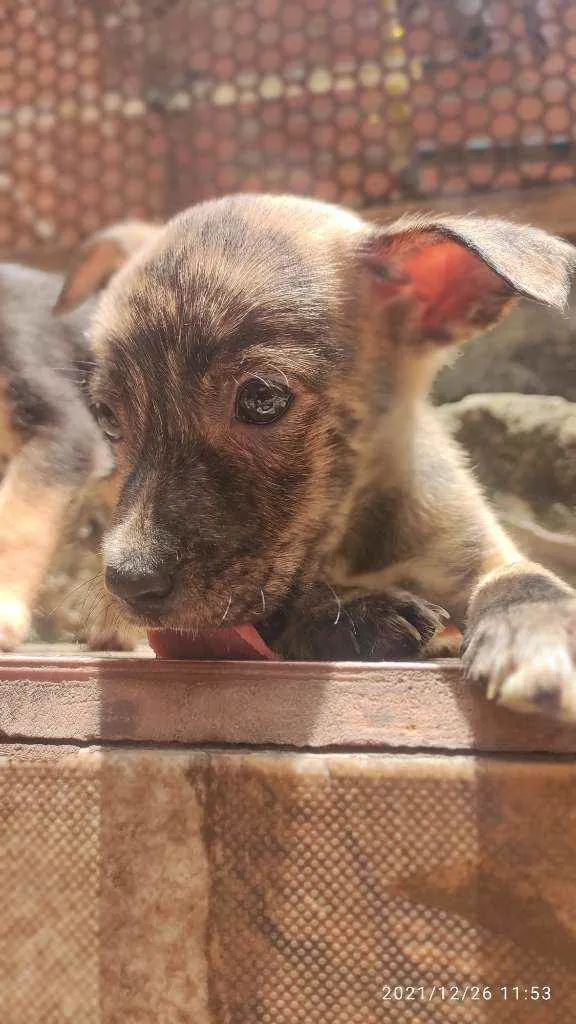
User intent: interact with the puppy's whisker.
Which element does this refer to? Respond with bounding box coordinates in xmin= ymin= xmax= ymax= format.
xmin=220 ymin=594 xmax=232 ymax=624
xmin=50 ymin=365 xmax=95 ymax=373
xmin=343 ymin=607 xmax=357 ymax=635
xmin=261 ymin=588 xmax=266 ymax=613
xmin=78 ymin=578 xmax=104 ymax=616
xmin=87 ymin=587 xmax=107 ymax=616
xmin=86 ymin=596 xmax=107 ymax=629
xmin=43 ymin=571 xmax=104 ymax=617
xmin=327 ymin=584 xmax=342 ymax=626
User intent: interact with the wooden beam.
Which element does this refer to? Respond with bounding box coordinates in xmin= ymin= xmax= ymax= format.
xmin=364 ymin=182 xmax=576 ymax=238
xmin=0 ymin=647 xmax=575 ymax=753
xmin=6 ymin=183 xmax=576 ymax=270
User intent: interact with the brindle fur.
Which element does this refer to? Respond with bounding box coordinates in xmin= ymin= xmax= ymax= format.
xmin=59 ymin=194 xmax=576 ymax=720
xmin=0 ymin=223 xmax=158 ymax=649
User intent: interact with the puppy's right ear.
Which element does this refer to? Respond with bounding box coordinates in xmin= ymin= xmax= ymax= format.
xmin=54 ymin=221 xmax=160 ymax=314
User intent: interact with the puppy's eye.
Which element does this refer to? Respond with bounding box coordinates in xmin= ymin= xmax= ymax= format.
xmin=235 ymin=378 xmax=294 ymax=425
xmin=93 ymin=403 xmax=122 ymax=442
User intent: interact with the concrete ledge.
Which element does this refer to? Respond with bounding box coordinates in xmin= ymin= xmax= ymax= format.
xmin=3 ymin=747 xmax=576 ymax=1022
xmin=1 ymin=647 xmax=576 ymax=753
xmin=3 ymin=649 xmax=576 ymax=1021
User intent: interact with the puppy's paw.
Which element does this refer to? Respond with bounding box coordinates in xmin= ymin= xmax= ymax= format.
xmin=463 ymin=598 xmax=576 ymax=721
xmin=275 ymin=589 xmax=448 ymax=661
xmin=372 ymin=591 xmax=449 ymax=660
xmin=0 ymin=595 xmax=31 ymax=651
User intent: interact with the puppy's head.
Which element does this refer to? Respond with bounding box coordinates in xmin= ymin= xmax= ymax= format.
xmin=85 ymin=194 xmax=575 ymax=632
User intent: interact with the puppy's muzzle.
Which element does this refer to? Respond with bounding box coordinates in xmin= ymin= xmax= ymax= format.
xmin=105 ymin=562 xmax=174 ymax=614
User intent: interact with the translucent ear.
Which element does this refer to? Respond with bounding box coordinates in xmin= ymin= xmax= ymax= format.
xmin=54 ymin=221 xmax=160 ymax=314
xmin=362 ymin=214 xmax=576 ymax=345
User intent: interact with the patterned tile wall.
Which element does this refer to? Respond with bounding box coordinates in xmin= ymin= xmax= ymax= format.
xmin=1 ymin=0 xmax=575 ymax=256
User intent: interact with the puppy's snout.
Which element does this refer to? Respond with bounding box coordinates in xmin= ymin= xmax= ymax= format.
xmin=105 ymin=563 xmax=174 ymax=612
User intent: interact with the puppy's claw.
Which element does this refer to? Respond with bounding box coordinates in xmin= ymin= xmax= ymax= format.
xmin=486 ymin=681 xmax=498 ymax=701
xmin=486 ymin=672 xmax=508 ymax=702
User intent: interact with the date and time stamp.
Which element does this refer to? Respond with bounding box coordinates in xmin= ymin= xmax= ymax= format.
xmin=382 ymin=984 xmax=553 ymax=1003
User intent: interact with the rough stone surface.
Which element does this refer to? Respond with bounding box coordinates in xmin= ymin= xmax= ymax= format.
xmin=436 ymin=297 xmax=576 ymax=586
xmin=435 ymin=299 xmax=576 ymax=404
xmin=440 ymin=393 xmax=576 ymax=585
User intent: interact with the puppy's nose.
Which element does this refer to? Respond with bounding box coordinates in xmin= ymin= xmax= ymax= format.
xmin=105 ymin=563 xmax=174 ymax=610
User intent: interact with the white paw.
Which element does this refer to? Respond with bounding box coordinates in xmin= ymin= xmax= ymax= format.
xmin=463 ymin=598 xmax=576 ymax=721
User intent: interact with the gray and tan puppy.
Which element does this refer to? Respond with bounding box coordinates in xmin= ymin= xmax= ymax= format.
xmin=58 ymin=194 xmax=576 ymax=720
xmin=0 ymin=221 xmax=158 ymax=649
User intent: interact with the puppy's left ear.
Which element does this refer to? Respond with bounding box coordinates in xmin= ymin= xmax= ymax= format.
xmin=54 ymin=220 xmax=160 ymax=314
xmin=362 ymin=214 xmax=576 ymax=346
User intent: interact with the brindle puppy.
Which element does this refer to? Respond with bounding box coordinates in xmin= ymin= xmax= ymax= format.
xmin=0 ymin=221 xmax=157 ymax=649
xmin=57 ymin=194 xmax=576 ymax=720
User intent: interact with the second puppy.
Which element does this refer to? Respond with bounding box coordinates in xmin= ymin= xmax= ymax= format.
xmin=0 ymin=222 xmax=157 ymax=648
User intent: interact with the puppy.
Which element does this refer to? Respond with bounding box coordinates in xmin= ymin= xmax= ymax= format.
xmin=0 ymin=222 xmax=157 ymax=649
xmin=58 ymin=194 xmax=576 ymax=719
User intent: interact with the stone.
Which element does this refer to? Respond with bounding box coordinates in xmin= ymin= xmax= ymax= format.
xmin=439 ymin=393 xmax=576 ymax=585
xmin=435 ymin=298 xmax=576 ymax=404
